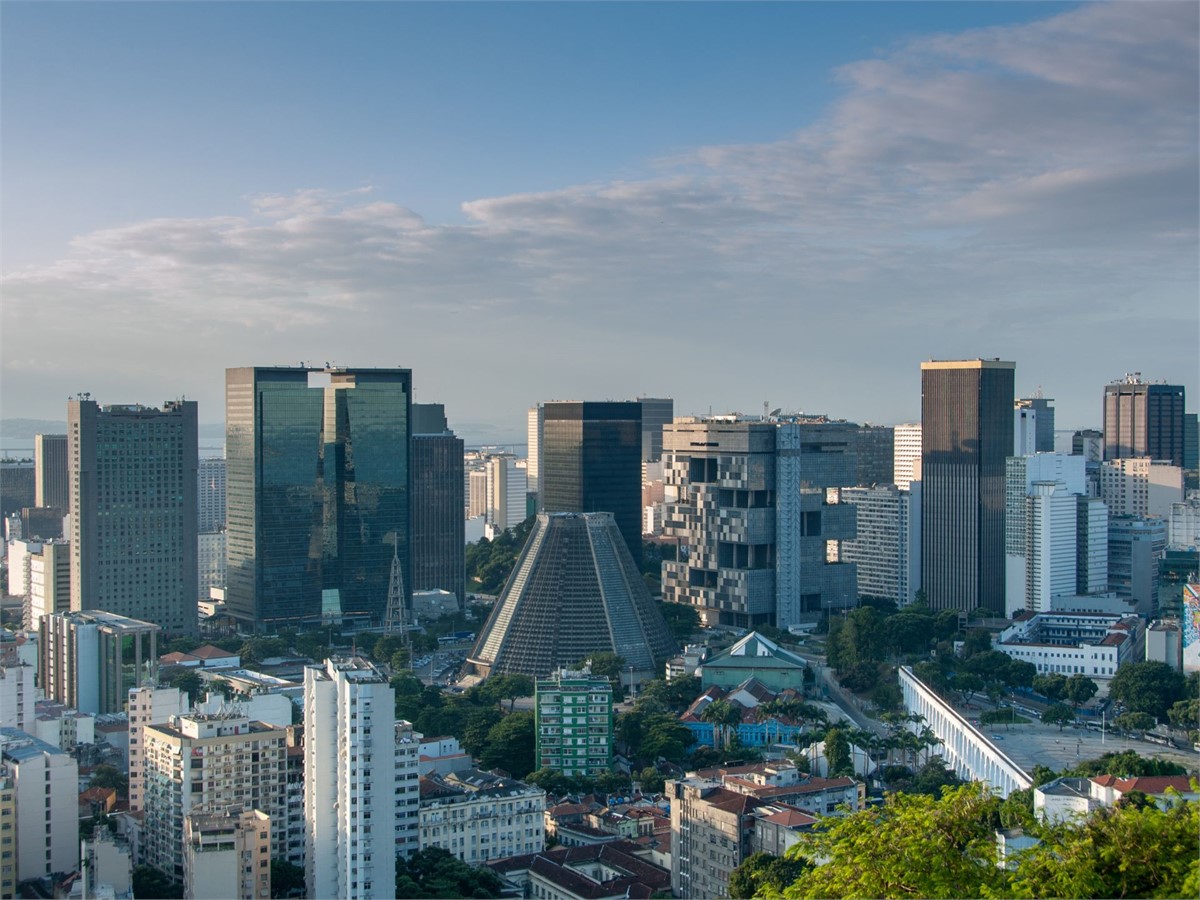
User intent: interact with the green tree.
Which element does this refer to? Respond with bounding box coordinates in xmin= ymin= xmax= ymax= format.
xmin=699 ymin=698 xmax=742 ymax=749
xmin=161 ymin=667 xmax=204 ymax=703
xmin=1004 ymin=659 xmax=1037 ymax=690
xmin=481 ymin=673 xmax=534 ymax=711
xmin=658 ymin=601 xmax=700 ymax=642
xmin=960 ymin=628 xmax=993 ymax=657
xmin=1113 ymin=711 xmax=1156 ymax=735
xmin=638 ymin=766 xmax=666 ymax=793
xmin=823 ymin=726 xmax=853 ymax=777
xmin=1168 ymin=697 xmax=1199 ymax=731
xmin=395 ymin=846 xmax=506 ymax=899
xmin=1067 ymin=750 xmax=1186 ymax=778
xmin=883 ymin=611 xmax=933 ymax=657
xmin=1002 ymin=800 xmax=1199 ymax=899
xmin=954 ymin=672 xmax=985 ymax=704
xmin=636 ymin=676 xmax=701 ymax=713
xmin=640 ymin=714 xmax=695 ymax=764
xmin=729 ymin=851 xmax=812 ymax=899
xmin=1063 ymin=673 xmax=1098 ymax=708
xmin=88 ymin=764 xmax=129 ymax=798
xmin=1032 ymin=672 xmax=1067 ymax=702
xmin=270 ymin=859 xmax=306 ymax=898
xmin=1040 ymin=703 xmax=1075 ymax=731
xmin=132 ymin=865 xmax=184 ymax=899
xmin=1108 ymin=660 xmax=1190 ymax=722
xmin=478 ymin=711 xmax=536 ymax=777
xmin=781 ymin=783 xmax=1003 ymax=899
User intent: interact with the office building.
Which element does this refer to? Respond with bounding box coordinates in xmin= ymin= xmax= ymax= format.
xmin=0 ymin=765 xmax=11 ymax=896
xmin=893 ymin=423 xmax=922 ymax=491
xmin=198 ymin=531 xmax=226 ymax=603
xmin=226 ymin=366 xmax=411 ymax=629
xmin=484 ymin=456 xmax=527 ymax=540
xmin=662 ymin=418 xmax=857 ymax=628
xmin=304 ymin=658 xmax=405 ymax=900
xmin=1099 ymin=458 xmax=1184 ymax=519
xmin=1072 ymin=429 xmax=1104 ymax=464
xmin=920 ymin=359 xmax=1015 ymax=613
xmin=34 ymin=434 xmax=68 ymax=510
xmin=854 ymin=424 xmax=894 ymax=486
xmin=19 ymin=506 xmax=63 ymax=541
xmin=637 ymin=397 xmax=674 ymax=464
xmin=418 ymin=770 xmax=545 ymax=865
xmin=40 ymin=610 xmax=159 ymax=715
xmin=535 ymin=668 xmax=614 ymax=778
xmin=0 ymin=462 xmax=35 ymax=520
xmin=466 ymin=469 xmax=489 ymax=520
xmin=1014 ymin=404 xmax=1039 ymax=456
xmin=541 ymin=401 xmax=643 ymax=564
xmin=526 ymin=405 xmax=543 ymax=501
xmin=1004 ymin=454 xmax=1092 ymax=614
xmin=1015 ymin=396 xmax=1055 ymax=453
xmin=197 ymin=458 xmax=226 ymax=533
xmin=69 ymin=399 xmax=199 ymax=635
xmin=1103 ymin=376 xmax=1185 ymax=467
xmin=1108 ymin=517 xmax=1167 ymax=615
xmin=143 ymin=710 xmax=287 ymax=880
xmin=0 ymin=728 xmax=79 ymax=880
xmin=1145 ymin=619 xmax=1183 ymax=670
xmin=1076 ymin=497 xmax=1110 ymax=596
xmin=994 ymin=611 xmax=1137 ymax=680
xmin=1184 ymin=412 xmax=1198 ymax=478
xmin=6 ymin=537 xmax=69 ymax=628
xmin=842 ymin=483 xmax=921 ymax=605
xmin=411 ymin=405 xmax=466 ymax=604
xmin=1168 ymin=496 xmax=1200 ymax=548
xmin=468 ymin=513 xmax=676 ymax=680
xmin=184 ymin=808 xmax=272 ymax=900
xmin=1157 ymin=549 xmax=1199 ymax=618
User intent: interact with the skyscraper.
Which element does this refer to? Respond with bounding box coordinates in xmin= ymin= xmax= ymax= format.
xmin=636 ymin=397 xmax=674 ymax=463
xmin=225 ymin=366 xmax=411 ymax=630
xmin=68 ymin=399 xmax=198 ymax=635
xmin=526 ymin=405 xmax=543 ymax=500
xmin=197 ymin=458 xmax=226 ymax=533
xmin=893 ymin=424 xmax=922 ymax=491
xmin=304 ymin=657 xmax=414 ymax=900
xmin=1014 ymin=396 xmax=1055 ymax=453
xmin=920 ymin=359 xmax=1015 ymax=613
xmin=541 ymin=401 xmax=643 ymax=564
xmin=411 ymin=404 xmax=465 ymax=604
xmin=33 ymin=434 xmax=68 ymax=510
xmin=1103 ymin=376 xmax=1185 ymax=467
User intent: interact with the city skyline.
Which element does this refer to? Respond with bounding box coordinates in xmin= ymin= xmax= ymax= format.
xmin=2 ymin=2 xmax=1197 ymax=439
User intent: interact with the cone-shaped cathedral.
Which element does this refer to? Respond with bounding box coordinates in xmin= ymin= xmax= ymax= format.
xmin=467 ymin=512 xmax=678 ymax=679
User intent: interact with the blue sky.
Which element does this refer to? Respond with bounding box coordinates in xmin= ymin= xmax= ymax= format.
xmin=2 ymin=1 xmax=1196 ymax=443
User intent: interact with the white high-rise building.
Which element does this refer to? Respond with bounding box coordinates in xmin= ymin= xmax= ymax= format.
xmin=0 ymin=727 xmax=79 ymax=881
xmin=1005 ymin=455 xmax=1094 ymax=614
xmin=1099 ymin=458 xmax=1184 ymax=519
xmin=1077 ymin=497 xmax=1110 ymax=595
xmin=304 ymin=658 xmax=403 ymax=900
xmin=127 ymin=685 xmax=190 ymax=812
xmin=892 ymin=424 xmax=922 ymax=491
xmin=184 ymin=808 xmax=271 ymax=900
xmin=198 ymin=531 xmax=226 ymax=602
xmin=485 ymin=457 xmax=527 ymax=540
xmin=197 ymin=458 xmax=226 ymax=533
xmin=0 ymin=660 xmax=35 ymax=733
xmin=1014 ymin=406 xmax=1039 ymax=456
xmin=526 ymin=405 xmax=543 ymax=499
xmin=1024 ymin=482 xmax=1079 ymax=613
xmin=26 ymin=539 xmax=70 ymax=629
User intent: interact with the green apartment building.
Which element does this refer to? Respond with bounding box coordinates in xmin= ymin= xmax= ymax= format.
xmin=535 ymin=668 xmax=613 ymax=777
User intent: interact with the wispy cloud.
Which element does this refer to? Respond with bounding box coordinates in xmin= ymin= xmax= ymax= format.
xmin=3 ymin=2 xmax=1196 ymax=432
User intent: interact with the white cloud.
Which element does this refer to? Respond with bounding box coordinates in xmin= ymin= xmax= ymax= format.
xmin=2 ymin=1 xmax=1196 ymax=436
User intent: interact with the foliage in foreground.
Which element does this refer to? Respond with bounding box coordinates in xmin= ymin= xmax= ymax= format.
xmin=395 ymin=847 xmax=505 ymax=899
xmin=772 ymin=782 xmax=1199 ymax=900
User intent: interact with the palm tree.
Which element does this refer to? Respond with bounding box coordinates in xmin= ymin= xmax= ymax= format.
xmin=700 ymin=699 xmax=742 ymax=750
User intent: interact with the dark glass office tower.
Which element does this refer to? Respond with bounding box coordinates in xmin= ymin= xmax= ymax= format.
xmin=1103 ymin=378 xmax=1185 ymax=467
xmin=411 ymin=403 xmax=466 ymax=605
xmin=226 ymin=367 xmax=411 ymax=630
xmin=636 ymin=397 xmax=674 ymax=463
xmin=542 ymin=401 xmax=643 ymax=564
xmin=920 ymin=360 xmax=1015 ymax=613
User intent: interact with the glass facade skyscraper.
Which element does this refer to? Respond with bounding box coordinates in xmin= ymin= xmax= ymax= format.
xmin=1103 ymin=378 xmax=1185 ymax=468
xmin=226 ymin=367 xmax=411 ymax=630
xmin=920 ymin=359 xmax=1015 ymax=613
xmin=541 ymin=401 xmax=643 ymax=564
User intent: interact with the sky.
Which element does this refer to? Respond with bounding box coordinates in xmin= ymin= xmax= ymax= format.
xmin=2 ymin=1 xmax=1197 ymax=445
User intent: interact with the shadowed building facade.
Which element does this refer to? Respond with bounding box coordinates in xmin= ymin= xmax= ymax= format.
xmin=225 ymin=366 xmax=411 ymax=630
xmin=467 ymin=512 xmax=676 ymax=680
xmin=411 ymin=403 xmax=465 ymax=605
xmin=1103 ymin=377 xmax=1185 ymax=468
xmin=541 ymin=401 xmax=643 ymax=564
xmin=920 ymin=360 xmax=1015 ymax=613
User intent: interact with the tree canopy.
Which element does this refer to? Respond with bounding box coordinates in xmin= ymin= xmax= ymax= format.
xmin=394 ymin=847 xmax=506 ymax=899
xmin=729 ymin=851 xmax=812 ymax=899
xmin=1108 ymin=661 xmax=1191 ymax=722
xmin=778 ymin=781 xmax=1199 ymax=900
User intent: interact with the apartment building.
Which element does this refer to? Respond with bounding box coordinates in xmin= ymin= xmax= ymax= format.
xmin=418 ymin=770 xmax=545 ymax=866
